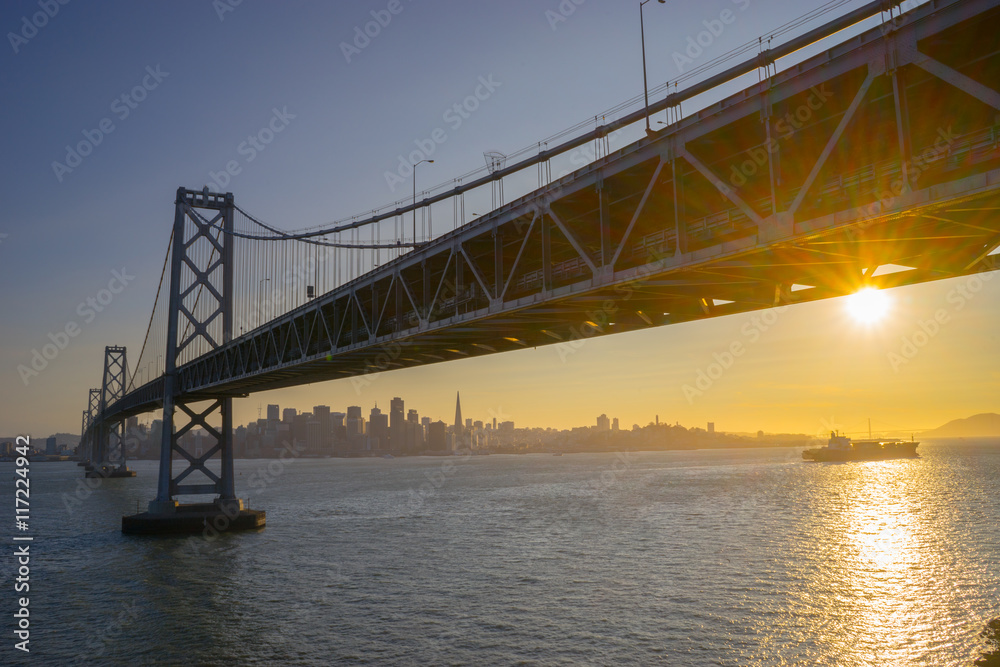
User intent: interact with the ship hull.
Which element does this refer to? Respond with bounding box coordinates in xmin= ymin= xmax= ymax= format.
xmin=802 ymin=441 xmax=919 ymax=462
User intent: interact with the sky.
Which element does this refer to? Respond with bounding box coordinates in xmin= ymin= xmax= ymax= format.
xmin=1 ymin=0 xmax=996 ymax=440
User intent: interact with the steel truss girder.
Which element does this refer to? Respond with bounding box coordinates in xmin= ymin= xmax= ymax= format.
xmin=94 ymin=0 xmax=1000 ymax=420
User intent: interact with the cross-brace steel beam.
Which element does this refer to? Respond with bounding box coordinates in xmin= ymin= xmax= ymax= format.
xmin=154 ymin=188 xmax=236 ymax=508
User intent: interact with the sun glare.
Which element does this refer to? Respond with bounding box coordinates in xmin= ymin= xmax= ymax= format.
xmin=846 ymin=287 xmax=890 ymax=324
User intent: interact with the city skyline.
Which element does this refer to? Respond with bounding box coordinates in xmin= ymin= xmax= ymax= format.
xmin=22 ymin=384 xmax=994 ymax=445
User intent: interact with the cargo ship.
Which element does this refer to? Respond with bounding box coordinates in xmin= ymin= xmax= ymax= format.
xmin=802 ymin=431 xmax=919 ymax=462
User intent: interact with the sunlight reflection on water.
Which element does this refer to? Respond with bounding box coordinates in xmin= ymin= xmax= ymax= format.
xmin=4 ymin=438 xmax=999 ymax=665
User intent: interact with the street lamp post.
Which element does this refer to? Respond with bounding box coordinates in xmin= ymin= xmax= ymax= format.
xmin=413 ymin=159 xmax=434 ymax=244
xmin=259 ymin=277 xmax=270 ymax=321
xmin=640 ymin=0 xmax=666 ymax=136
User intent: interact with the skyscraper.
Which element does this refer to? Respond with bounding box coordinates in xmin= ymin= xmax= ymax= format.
xmin=597 ymin=414 xmax=610 ymax=431
xmin=331 ymin=412 xmax=346 ymax=454
xmin=313 ymin=405 xmax=331 ymax=454
xmin=306 ymin=419 xmax=322 ymax=455
xmin=369 ymin=405 xmax=388 ymax=452
xmin=407 ymin=408 xmax=422 ymax=452
xmin=390 ymin=397 xmax=405 ymax=454
xmin=346 ymin=406 xmax=365 ymax=453
xmin=454 ymin=392 xmax=463 ymax=436
xmin=428 ymin=420 xmax=447 ymax=451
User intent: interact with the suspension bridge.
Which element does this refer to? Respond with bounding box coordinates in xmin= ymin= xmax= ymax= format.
xmin=75 ymin=0 xmax=1000 ymax=533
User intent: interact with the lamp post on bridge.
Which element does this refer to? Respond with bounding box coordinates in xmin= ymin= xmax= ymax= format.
xmin=259 ymin=277 xmax=270 ymax=321
xmin=641 ymin=0 xmax=666 ymax=136
xmin=413 ymin=159 xmax=434 ymax=244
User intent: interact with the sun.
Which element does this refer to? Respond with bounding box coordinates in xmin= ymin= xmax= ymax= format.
xmin=846 ymin=287 xmax=890 ymax=324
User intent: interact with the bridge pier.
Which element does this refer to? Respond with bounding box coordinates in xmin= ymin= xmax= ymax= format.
xmin=123 ymin=499 xmax=265 ymax=535
xmin=122 ymin=188 xmax=263 ymax=535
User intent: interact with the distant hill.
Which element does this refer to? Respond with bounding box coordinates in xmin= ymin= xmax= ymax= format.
xmin=923 ymin=413 xmax=1000 ymax=438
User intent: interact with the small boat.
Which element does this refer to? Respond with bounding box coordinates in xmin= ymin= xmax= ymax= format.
xmin=802 ymin=431 xmax=919 ymax=462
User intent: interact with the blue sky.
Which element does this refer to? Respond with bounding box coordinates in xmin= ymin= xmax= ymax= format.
xmin=2 ymin=0 xmax=996 ymax=438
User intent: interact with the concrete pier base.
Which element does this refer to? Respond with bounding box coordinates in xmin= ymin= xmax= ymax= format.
xmin=121 ymin=498 xmax=265 ymax=535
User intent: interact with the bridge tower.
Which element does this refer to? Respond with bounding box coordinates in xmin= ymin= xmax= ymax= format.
xmin=87 ymin=346 xmax=136 ymax=477
xmin=128 ymin=187 xmax=264 ymax=533
xmin=79 ymin=409 xmax=87 ymax=459
xmin=82 ymin=387 xmax=100 ymax=465
xmin=98 ymin=346 xmax=127 ymax=466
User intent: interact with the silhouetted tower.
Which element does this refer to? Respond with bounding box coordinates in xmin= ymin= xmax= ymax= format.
xmin=454 ymin=392 xmax=463 ymax=437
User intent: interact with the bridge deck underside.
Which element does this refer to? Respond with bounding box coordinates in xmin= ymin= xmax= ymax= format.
xmin=106 ymin=0 xmax=1000 ymax=420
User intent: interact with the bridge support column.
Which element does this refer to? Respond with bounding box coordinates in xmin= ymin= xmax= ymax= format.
xmin=86 ymin=347 xmax=136 ymax=479
xmin=80 ymin=388 xmax=101 ymax=471
xmin=124 ymin=188 xmax=264 ymax=534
